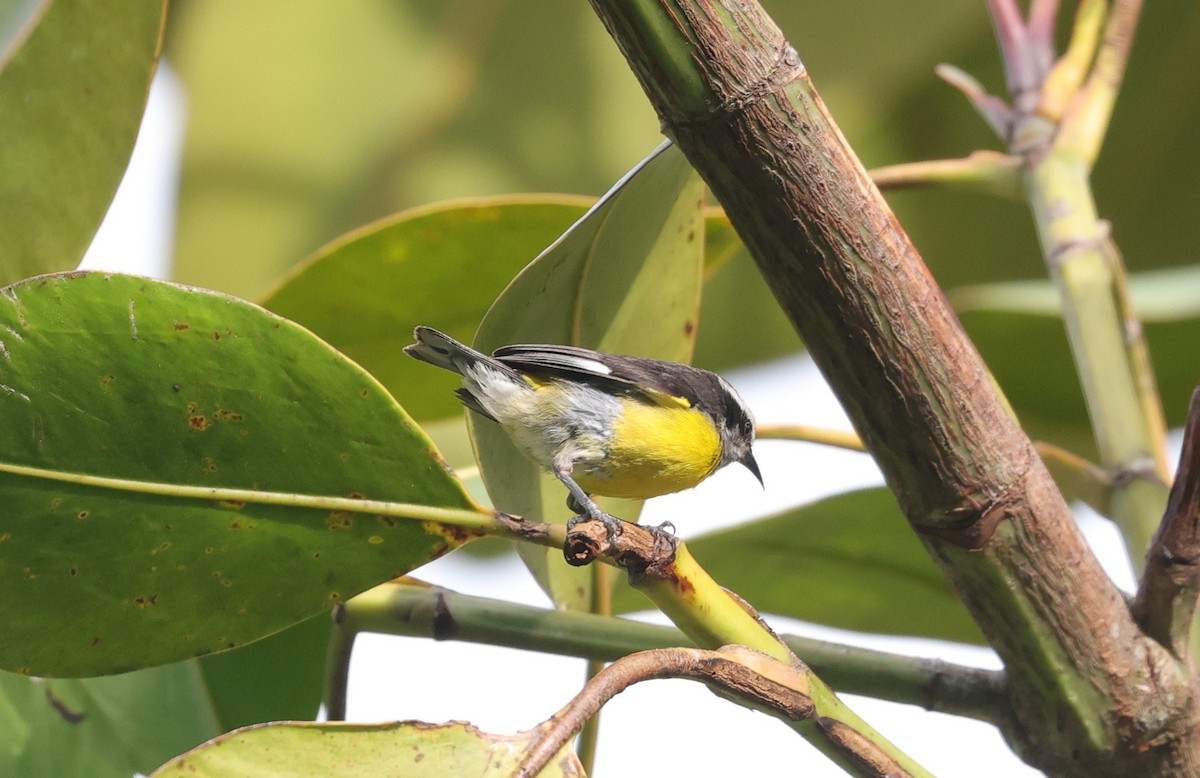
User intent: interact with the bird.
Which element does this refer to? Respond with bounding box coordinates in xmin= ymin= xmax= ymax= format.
xmin=405 ymin=326 xmax=761 ymax=539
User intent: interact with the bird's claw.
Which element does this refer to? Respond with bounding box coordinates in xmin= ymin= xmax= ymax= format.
xmin=567 ymin=510 xmax=624 ymax=545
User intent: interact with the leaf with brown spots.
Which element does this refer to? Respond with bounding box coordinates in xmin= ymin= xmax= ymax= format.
xmin=0 ymin=272 xmax=481 ymax=676
xmin=150 ymin=720 xmax=583 ymax=778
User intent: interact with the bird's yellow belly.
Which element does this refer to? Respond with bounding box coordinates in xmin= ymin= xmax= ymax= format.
xmin=575 ymin=402 xmax=723 ymax=499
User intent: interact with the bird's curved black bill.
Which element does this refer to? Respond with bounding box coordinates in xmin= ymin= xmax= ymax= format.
xmin=740 ymin=451 xmax=764 ymax=488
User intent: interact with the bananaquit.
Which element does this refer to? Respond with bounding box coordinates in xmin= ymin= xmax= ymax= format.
xmin=405 ymin=326 xmax=762 ymax=537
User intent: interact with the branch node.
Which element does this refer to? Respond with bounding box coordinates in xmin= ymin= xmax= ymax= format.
xmin=563 ymin=516 xmax=678 ymax=574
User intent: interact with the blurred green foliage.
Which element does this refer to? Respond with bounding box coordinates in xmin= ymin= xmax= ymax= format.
xmin=163 ymin=1 xmax=1199 ymax=378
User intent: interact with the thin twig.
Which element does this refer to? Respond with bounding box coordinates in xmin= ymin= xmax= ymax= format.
xmin=756 ymin=423 xmax=866 ymax=452
xmin=1132 ymin=389 xmax=1200 ymax=659
xmin=515 ymin=646 xmax=927 ymax=778
xmin=1060 ymin=0 xmax=1145 ymax=163
xmin=1093 ymin=0 xmax=1143 ymax=90
xmin=322 ymin=604 xmax=355 ymax=721
xmin=1028 ymin=0 xmax=1062 ymax=75
xmin=870 ymin=151 xmax=1022 ymax=199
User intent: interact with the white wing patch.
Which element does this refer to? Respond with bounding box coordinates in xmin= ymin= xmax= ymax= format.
xmin=543 ymin=354 xmax=613 ymax=376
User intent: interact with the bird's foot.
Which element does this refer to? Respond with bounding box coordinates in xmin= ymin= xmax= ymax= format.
xmin=567 ymin=509 xmax=624 ymax=545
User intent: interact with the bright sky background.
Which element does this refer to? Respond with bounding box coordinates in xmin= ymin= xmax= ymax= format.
xmin=101 ymin=65 xmax=1160 ymax=778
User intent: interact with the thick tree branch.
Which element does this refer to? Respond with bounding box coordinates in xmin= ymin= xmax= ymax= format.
xmin=1134 ymin=390 xmax=1200 ymax=658
xmin=586 ymin=1 xmax=1196 ymax=774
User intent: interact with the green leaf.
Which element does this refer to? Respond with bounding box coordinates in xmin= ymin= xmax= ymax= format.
xmin=953 ymin=266 xmax=1200 ymax=439
xmin=151 ymin=720 xmax=582 ymax=778
xmin=0 ymin=272 xmax=479 ymax=676
xmin=197 ymin=614 xmax=330 ymax=731
xmin=615 ymin=488 xmax=984 ymax=645
xmin=471 ymin=142 xmax=704 ymax=609
xmin=0 ymin=0 xmax=166 ymax=284
xmin=0 ymin=662 xmax=220 ymax=778
xmin=694 ymin=211 xmax=801 ymax=370
xmin=0 ymin=0 xmax=51 ymax=68
xmin=262 ymin=197 xmax=590 ymax=422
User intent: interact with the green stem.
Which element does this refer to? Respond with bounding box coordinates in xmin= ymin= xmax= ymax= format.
xmin=323 ymin=606 xmax=355 ymax=721
xmin=343 ymin=581 xmax=1005 ymax=723
xmin=0 ymin=460 xmax=527 ymax=539
xmin=756 ymin=423 xmax=867 ymax=452
xmin=870 ymin=151 xmax=1023 ymax=199
xmin=634 ymin=541 xmax=793 ymax=662
xmin=1021 ymin=148 xmax=1169 ymax=566
xmin=576 ymin=564 xmax=614 ymax=772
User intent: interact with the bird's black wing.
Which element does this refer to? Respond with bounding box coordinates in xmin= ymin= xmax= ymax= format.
xmin=493 ymin=344 xmax=713 ymax=409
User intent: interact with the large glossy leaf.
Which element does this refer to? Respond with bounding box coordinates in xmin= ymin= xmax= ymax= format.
xmin=472 ymin=143 xmax=704 ymax=609
xmin=151 ymin=720 xmax=582 ymax=778
xmin=693 ymin=210 xmax=801 ymax=370
xmin=614 ymin=488 xmax=984 ymax=645
xmin=954 ymin=265 xmax=1200 ymax=442
xmin=0 ymin=272 xmax=478 ymax=676
xmin=0 ymin=0 xmax=166 ymax=284
xmin=262 ymin=197 xmax=590 ymax=422
xmin=0 ymin=0 xmax=51 ymax=69
xmin=196 ymin=614 xmax=330 ymax=731
xmin=0 ymin=663 xmax=220 ymax=778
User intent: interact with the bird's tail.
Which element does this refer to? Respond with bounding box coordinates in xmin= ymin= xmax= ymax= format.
xmin=404 ymin=326 xmax=492 ymax=374
xmin=405 ymin=327 xmax=522 ymax=422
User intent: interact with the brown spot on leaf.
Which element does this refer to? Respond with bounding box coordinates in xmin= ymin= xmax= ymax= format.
xmin=0 ymin=532 xmax=10 ymax=543
xmin=325 ymin=512 xmax=355 ymax=530
xmin=433 ymin=521 xmax=479 ymax=545
xmin=218 ymin=500 xmax=245 ymax=510
xmin=99 ymin=373 xmax=116 ymax=389
xmin=68 ymin=566 xmax=77 ymax=576
xmin=173 ymin=322 xmax=190 ymax=331
xmin=427 ymin=447 xmax=454 ymax=477
xmin=188 ymin=415 xmax=211 ymax=431
xmin=377 ymin=515 xmax=396 ymax=528
xmin=76 ymin=510 xmax=89 ymax=520
xmin=212 ymin=331 xmax=221 ymax=341
xmin=215 ymin=408 xmax=244 ymax=422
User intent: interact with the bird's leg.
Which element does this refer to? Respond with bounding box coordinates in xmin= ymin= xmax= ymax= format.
xmin=554 ymin=465 xmax=623 ymax=543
